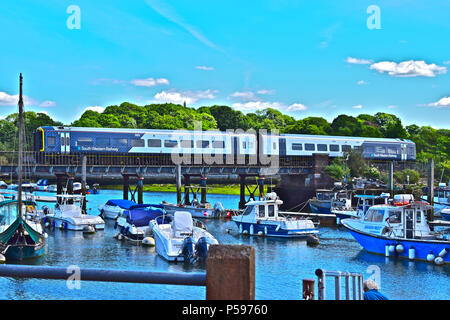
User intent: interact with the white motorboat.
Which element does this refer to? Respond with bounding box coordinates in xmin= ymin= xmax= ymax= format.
xmin=47 ymin=185 xmax=57 ymax=193
xmin=150 ymin=211 xmax=218 ymax=263
xmin=98 ymin=199 xmax=136 ymax=220
xmin=44 ymin=194 xmax=105 ymax=231
xmin=161 ymin=200 xmax=224 ymax=219
xmin=232 ymin=192 xmax=319 ymax=238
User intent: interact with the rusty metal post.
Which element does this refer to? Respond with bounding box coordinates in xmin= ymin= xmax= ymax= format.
xmin=81 ymin=156 xmax=87 ymax=213
xmin=239 ymin=175 xmax=246 ymax=209
xmin=206 ymin=245 xmax=255 ymax=300
xmin=200 ymin=175 xmax=207 ymax=204
xmin=302 ymin=279 xmax=315 ymax=300
xmin=123 ymin=175 xmax=129 ymax=201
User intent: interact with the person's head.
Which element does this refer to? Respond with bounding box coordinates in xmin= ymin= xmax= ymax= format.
xmin=363 ymin=280 xmax=379 ymax=292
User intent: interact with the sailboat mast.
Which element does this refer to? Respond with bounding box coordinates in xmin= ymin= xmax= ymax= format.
xmin=18 ymin=73 xmax=24 ymax=217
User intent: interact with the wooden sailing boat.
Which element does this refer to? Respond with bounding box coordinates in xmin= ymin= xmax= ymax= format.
xmin=0 ymin=74 xmax=46 ymax=261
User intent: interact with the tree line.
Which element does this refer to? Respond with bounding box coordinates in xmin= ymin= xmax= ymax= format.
xmin=0 ymin=102 xmax=448 ymax=182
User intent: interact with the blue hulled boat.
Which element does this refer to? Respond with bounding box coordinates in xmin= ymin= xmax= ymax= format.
xmin=342 ymin=201 xmax=450 ymax=265
xmin=232 ymin=193 xmax=319 ymax=238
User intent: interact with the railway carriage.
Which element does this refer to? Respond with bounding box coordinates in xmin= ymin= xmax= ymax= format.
xmin=35 ymin=126 xmax=416 ymax=167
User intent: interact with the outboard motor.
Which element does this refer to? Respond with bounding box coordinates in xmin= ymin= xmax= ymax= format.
xmin=181 ymin=237 xmax=195 ymax=264
xmin=195 ymin=237 xmax=208 ymax=261
xmin=213 ymin=202 xmax=225 ymax=217
xmin=42 ymin=206 xmax=50 ymax=215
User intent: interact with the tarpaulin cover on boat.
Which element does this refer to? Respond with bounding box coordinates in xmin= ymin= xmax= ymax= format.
xmin=105 ymin=199 xmax=136 ymax=209
xmin=125 ymin=205 xmax=166 ymax=227
xmin=0 ymin=217 xmax=42 ymax=244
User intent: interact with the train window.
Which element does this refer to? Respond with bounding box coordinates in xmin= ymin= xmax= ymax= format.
xmin=375 ymin=146 xmax=385 ymax=153
xmin=97 ymin=137 xmax=110 ymax=147
xmin=342 ymin=145 xmax=351 ymax=152
xmin=305 ymin=144 xmax=315 ymax=151
xmin=292 ymin=143 xmax=303 ymax=151
xmin=164 ymin=140 xmax=178 ymax=148
xmin=113 ymin=138 xmax=128 ymax=147
xmin=330 ymin=144 xmax=339 ymax=152
xmin=148 ymin=139 xmax=162 ymax=148
xmin=354 ymin=146 xmax=362 ymax=151
xmin=131 ymin=139 xmax=145 ymax=147
xmin=273 ymin=142 xmax=277 ymax=150
xmin=47 ymin=136 xmax=56 ymax=146
xmin=77 ymin=137 xmax=93 ymax=147
xmin=212 ymin=141 xmax=225 ymax=149
xmin=180 ymin=140 xmax=194 ymax=148
xmin=317 ymin=144 xmax=327 ymax=151
xmin=387 ymin=147 xmax=398 ymax=154
xmin=197 ymin=140 xmax=210 ymax=148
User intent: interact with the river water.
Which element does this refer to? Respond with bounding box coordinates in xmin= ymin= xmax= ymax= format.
xmin=1 ymin=189 xmax=449 ymax=300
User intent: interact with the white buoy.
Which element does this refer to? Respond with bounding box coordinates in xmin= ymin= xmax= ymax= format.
xmin=83 ymin=226 xmax=96 ymax=234
xmin=426 ymin=253 xmax=436 ymax=262
xmin=257 ymin=231 xmax=264 ymax=237
xmin=396 ymin=244 xmax=404 ymax=254
xmin=242 ymin=230 xmax=249 ymax=235
xmin=142 ymin=237 xmax=155 ymax=247
xmin=434 ymin=256 xmax=445 ymax=266
xmin=0 ymin=254 xmax=5 ymax=263
xmin=385 ymin=245 xmax=390 ymax=257
xmin=408 ymin=247 xmax=415 ymax=260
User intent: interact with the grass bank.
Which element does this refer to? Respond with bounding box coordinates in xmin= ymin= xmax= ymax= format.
xmin=101 ymin=184 xmax=276 ymax=196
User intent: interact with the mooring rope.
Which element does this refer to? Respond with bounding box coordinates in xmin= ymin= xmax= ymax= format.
xmin=286 ymin=199 xmax=310 ymax=212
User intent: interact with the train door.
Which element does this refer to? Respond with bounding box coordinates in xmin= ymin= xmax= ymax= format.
xmin=401 ymin=144 xmax=407 ymax=161
xmin=60 ymin=132 xmax=71 ymax=154
xmin=279 ymin=138 xmax=286 ymax=156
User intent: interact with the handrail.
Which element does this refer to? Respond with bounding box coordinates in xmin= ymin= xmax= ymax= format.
xmin=315 ymin=268 xmax=364 ymax=300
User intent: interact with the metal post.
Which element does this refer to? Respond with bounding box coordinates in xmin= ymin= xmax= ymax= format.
xmin=359 ymin=275 xmax=364 ymax=300
xmin=81 ymin=156 xmax=87 ymax=213
xmin=56 ymin=174 xmax=63 ymax=204
xmin=137 ymin=176 xmax=144 ymax=204
xmin=258 ymin=176 xmax=265 ymax=200
xmin=345 ymin=275 xmax=350 ymax=300
xmin=388 ymin=161 xmax=394 ymax=195
xmin=206 ymin=245 xmax=255 ymax=300
xmin=334 ymin=275 xmax=341 ymax=300
xmin=352 ymin=276 xmax=357 ymax=300
xmin=67 ymin=176 xmax=74 ymax=204
xmin=315 ymin=269 xmax=326 ymax=300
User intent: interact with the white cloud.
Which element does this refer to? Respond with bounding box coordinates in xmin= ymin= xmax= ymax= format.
xmin=286 ymin=103 xmax=307 ymax=112
xmin=357 ymin=80 xmax=368 ymax=85
xmin=387 ymin=105 xmax=398 ymax=109
xmin=84 ymin=106 xmax=105 ymax=113
xmin=370 ymin=60 xmax=447 ymax=77
xmin=256 ymin=89 xmax=275 ymax=95
xmin=352 ymin=105 xmax=363 ymax=109
xmin=131 ymin=78 xmax=170 ymax=87
xmin=231 ymin=101 xmax=284 ymax=112
xmin=154 ymin=89 xmax=217 ymax=105
xmin=195 ymin=66 xmax=214 ymax=71
xmin=0 ymin=91 xmax=51 ymax=107
xmin=229 ymin=91 xmax=257 ymax=100
xmin=347 ymin=57 xmax=373 ymax=65
xmin=428 ymin=97 xmax=450 ymax=107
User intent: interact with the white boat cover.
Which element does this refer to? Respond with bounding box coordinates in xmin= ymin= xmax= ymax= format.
xmin=172 ymin=211 xmax=193 ymax=237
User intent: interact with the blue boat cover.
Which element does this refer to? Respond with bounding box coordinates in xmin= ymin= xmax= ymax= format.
xmin=105 ymin=199 xmax=136 ymax=209
xmin=124 ymin=204 xmax=167 ymax=227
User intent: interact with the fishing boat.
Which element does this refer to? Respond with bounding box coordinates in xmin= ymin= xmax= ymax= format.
xmin=44 ymin=194 xmax=105 ymax=231
xmin=332 ymin=193 xmax=390 ymax=222
xmin=161 ymin=199 xmax=224 ymax=219
xmin=114 ymin=204 xmax=167 ymax=243
xmin=341 ymin=200 xmax=450 ymax=265
xmin=309 ymin=189 xmax=336 ymax=214
xmin=232 ymin=192 xmax=319 ymax=238
xmin=98 ymin=199 xmax=136 ymax=219
xmin=150 ymin=211 xmax=218 ymax=262
xmin=0 ymin=74 xmax=46 ymax=261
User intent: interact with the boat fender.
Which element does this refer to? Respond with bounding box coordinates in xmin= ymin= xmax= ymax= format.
xmin=388 ymin=245 xmax=396 ymax=254
xmin=408 ymin=247 xmax=415 ymax=260
xmin=438 ymin=248 xmax=448 ymax=258
xmin=395 ymin=244 xmax=404 ymax=254
xmin=257 ymin=231 xmax=264 ymax=237
xmin=434 ymin=256 xmax=445 ymax=266
xmin=385 ymin=245 xmax=390 ymax=257
xmin=426 ymin=252 xmax=436 ymax=262
xmin=242 ymin=229 xmax=249 ymax=235
xmin=142 ymin=237 xmax=155 ymax=247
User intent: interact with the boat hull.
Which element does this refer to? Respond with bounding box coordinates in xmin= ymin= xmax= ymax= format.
xmin=233 ymin=220 xmax=318 ymax=238
xmin=342 ymin=221 xmax=450 ymax=263
xmin=309 ymin=201 xmax=332 ymax=214
xmin=45 ymin=217 xmax=105 ymax=231
xmin=4 ymin=243 xmax=45 ymax=261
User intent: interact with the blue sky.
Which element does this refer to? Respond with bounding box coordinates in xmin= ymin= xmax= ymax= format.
xmin=0 ymin=0 xmax=449 ymax=128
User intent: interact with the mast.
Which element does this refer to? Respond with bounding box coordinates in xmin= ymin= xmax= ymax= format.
xmin=18 ymin=73 xmax=23 ymax=217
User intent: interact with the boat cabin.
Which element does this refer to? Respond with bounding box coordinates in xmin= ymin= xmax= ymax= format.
xmin=242 ymin=197 xmax=284 ymax=221
xmin=355 ymin=194 xmax=389 ymax=217
xmin=361 ymin=202 xmax=433 ymax=239
xmin=314 ymin=189 xmax=335 ymax=202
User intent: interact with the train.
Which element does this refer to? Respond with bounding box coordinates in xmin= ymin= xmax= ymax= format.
xmin=34 ymin=126 xmax=416 ymax=166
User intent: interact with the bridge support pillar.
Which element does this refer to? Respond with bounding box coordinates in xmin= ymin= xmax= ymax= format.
xmin=56 ymin=174 xmax=64 ymax=205
xmin=239 ymin=175 xmax=246 ymax=210
xmin=137 ymin=176 xmax=144 ymax=205
xmin=123 ymin=175 xmax=129 ymax=201
xmin=388 ymin=161 xmax=394 ymax=195
xmin=184 ymin=174 xmax=191 ymax=205
xmin=67 ymin=176 xmax=74 ymax=204
xmin=201 ymin=175 xmax=207 ymax=204
xmin=258 ymin=176 xmax=265 ymax=200
xmin=176 ymin=165 xmax=182 ymax=205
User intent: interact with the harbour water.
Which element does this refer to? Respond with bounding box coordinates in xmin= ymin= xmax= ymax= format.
xmin=1 ymin=189 xmax=449 ymax=300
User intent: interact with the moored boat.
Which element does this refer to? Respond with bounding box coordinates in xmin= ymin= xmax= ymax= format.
xmin=332 ymin=193 xmax=390 ymax=222
xmin=98 ymin=199 xmax=136 ymax=219
xmin=342 ymin=201 xmax=450 ymax=264
xmin=232 ymin=192 xmax=319 ymax=238
xmin=150 ymin=211 xmax=218 ymax=262
xmin=161 ymin=199 xmax=224 ymax=219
